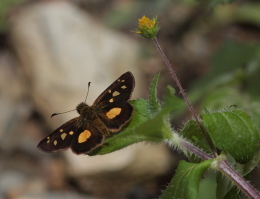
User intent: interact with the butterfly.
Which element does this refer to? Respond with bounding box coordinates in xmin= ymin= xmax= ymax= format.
xmin=37 ymin=71 xmax=135 ymax=155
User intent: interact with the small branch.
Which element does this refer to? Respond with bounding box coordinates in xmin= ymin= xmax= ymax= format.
xmin=170 ymin=132 xmax=260 ymax=198
xmin=182 ymin=139 xmax=213 ymax=160
xmin=153 ymin=37 xmax=216 ymax=157
xmin=219 ymin=160 xmax=260 ymax=199
xmin=180 ymin=138 xmax=260 ymax=198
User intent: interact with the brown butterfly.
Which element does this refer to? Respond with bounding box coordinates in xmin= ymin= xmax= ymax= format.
xmin=37 ymin=71 xmax=135 ymax=154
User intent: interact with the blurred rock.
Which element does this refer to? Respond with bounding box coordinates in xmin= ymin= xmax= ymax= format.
xmin=0 ymin=50 xmax=33 ymax=152
xmin=9 ymin=0 xmax=173 ymax=182
xmin=66 ymin=142 xmax=173 ymax=176
xmin=74 ymin=143 xmax=174 ymax=198
xmin=10 ymin=0 xmax=142 ymax=125
xmin=0 ymin=170 xmax=45 ymax=199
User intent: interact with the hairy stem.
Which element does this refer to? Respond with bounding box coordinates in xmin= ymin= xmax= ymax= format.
xmin=182 ymin=139 xmax=212 ymax=160
xmin=219 ymin=159 xmax=260 ymax=199
xmin=151 ymin=36 xmax=260 ymax=198
xmin=153 ymin=37 xmax=216 ymax=157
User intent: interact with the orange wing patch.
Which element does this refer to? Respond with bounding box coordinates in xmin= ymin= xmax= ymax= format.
xmin=106 ymin=108 xmax=122 ymax=119
xmin=61 ymin=133 xmax=67 ymax=140
xmin=78 ymin=130 xmax=92 ymax=143
xmin=112 ymin=91 xmax=120 ymax=97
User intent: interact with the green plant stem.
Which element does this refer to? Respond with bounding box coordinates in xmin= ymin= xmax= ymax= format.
xmin=218 ymin=159 xmax=260 ymax=199
xmin=180 ymin=138 xmax=260 ymax=198
xmin=182 ymin=139 xmax=212 ymax=160
xmin=153 ymin=37 xmax=217 ymax=157
xmin=151 ymin=37 xmax=260 ymax=198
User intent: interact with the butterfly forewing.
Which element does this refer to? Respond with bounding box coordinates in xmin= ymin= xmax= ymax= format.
xmin=93 ymin=71 xmax=135 ymax=132
xmin=70 ymin=124 xmax=105 ymax=154
xmin=37 ymin=117 xmax=81 ymax=152
xmin=93 ymin=72 xmax=135 ymax=106
xmin=37 ymin=117 xmax=105 ymax=154
xmin=96 ymin=102 xmax=134 ymax=132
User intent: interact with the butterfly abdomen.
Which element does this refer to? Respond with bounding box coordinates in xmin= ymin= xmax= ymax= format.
xmin=77 ymin=102 xmax=111 ymax=138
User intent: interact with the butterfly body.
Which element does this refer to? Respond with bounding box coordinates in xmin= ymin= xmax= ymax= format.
xmin=76 ymin=102 xmax=111 ymax=138
xmin=38 ymin=71 xmax=135 ymax=155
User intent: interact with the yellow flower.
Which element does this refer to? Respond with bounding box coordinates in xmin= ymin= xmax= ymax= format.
xmin=139 ymin=16 xmax=156 ymax=29
xmin=134 ymin=16 xmax=159 ymax=39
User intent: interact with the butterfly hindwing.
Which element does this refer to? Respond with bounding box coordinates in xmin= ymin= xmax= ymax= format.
xmin=70 ymin=123 xmax=105 ymax=154
xmin=37 ymin=117 xmax=105 ymax=154
xmin=97 ymin=102 xmax=134 ymax=132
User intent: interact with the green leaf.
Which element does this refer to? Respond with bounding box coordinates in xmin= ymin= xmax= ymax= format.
xmin=164 ymin=85 xmax=184 ymax=113
xmin=179 ymin=120 xmax=211 ymax=159
xmin=216 ymin=171 xmax=242 ymax=199
xmin=243 ymin=149 xmax=260 ymax=175
xmin=89 ymin=98 xmax=150 ymax=155
xmin=149 ymin=72 xmax=161 ymax=114
xmin=216 ymin=177 xmax=237 ymax=199
xmin=222 ymin=187 xmax=241 ymax=199
xmin=189 ymin=41 xmax=260 ymax=103
xmin=160 ymin=160 xmax=213 ymax=199
xmin=202 ymin=87 xmax=243 ymax=110
xmin=199 ymin=172 xmax=217 ymax=199
xmin=202 ymin=110 xmax=260 ymax=164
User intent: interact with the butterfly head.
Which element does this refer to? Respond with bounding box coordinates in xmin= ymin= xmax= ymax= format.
xmin=76 ymin=102 xmax=89 ymax=115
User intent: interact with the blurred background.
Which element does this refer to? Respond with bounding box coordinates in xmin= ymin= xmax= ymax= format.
xmin=0 ymin=0 xmax=260 ymax=198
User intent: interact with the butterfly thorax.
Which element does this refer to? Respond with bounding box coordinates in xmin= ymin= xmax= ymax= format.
xmin=76 ymin=102 xmax=97 ymax=120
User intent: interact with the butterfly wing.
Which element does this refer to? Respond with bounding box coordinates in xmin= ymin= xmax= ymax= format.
xmin=96 ymin=102 xmax=134 ymax=132
xmin=37 ymin=117 xmax=105 ymax=154
xmin=93 ymin=71 xmax=135 ymax=105
xmin=70 ymin=123 xmax=105 ymax=154
xmin=93 ymin=71 xmax=135 ymax=132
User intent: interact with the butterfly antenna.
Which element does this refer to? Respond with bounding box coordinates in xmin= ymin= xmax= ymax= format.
xmin=51 ymin=109 xmax=76 ymax=118
xmin=84 ymin=82 xmax=91 ymax=103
